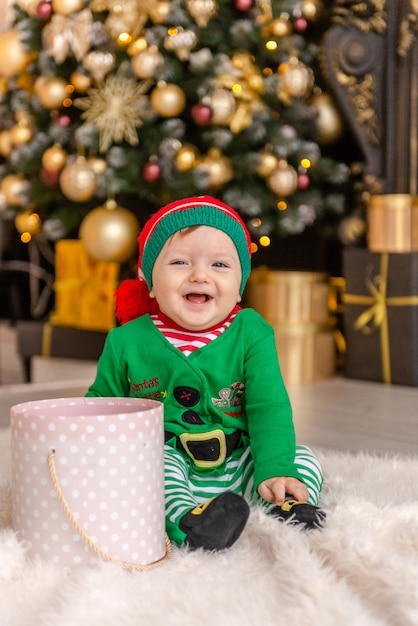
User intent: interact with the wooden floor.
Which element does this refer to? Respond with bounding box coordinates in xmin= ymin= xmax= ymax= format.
xmin=0 ymin=376 xmax=417 ymax=457
xmin=288 ymin=377 xmax=418 ymax=457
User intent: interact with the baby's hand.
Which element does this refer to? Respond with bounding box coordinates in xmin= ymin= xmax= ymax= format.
xmin=258 ymin=476 xmax=309 ymax=506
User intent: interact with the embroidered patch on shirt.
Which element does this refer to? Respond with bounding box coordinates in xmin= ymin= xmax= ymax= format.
xmin=211 ymin=382 xmax=245 ymax=407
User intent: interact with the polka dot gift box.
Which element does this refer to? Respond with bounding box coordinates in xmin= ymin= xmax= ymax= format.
xmin=11 ymin=397 xmax=169 ymax=569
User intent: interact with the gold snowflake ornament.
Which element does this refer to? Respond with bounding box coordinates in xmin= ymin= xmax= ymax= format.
xmin=74 ymin=71 xmax=152 ymax=152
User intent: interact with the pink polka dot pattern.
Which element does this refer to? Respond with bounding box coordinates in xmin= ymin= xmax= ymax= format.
xmin=11 ymin=397 xmax=166 ymax=569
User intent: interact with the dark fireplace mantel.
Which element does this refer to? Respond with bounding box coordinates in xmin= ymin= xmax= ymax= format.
xmin=321 ymin=0 xmax=418 ymax=196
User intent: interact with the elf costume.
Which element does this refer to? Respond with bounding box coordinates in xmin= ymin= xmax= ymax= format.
xmin=86 ymin=196 xmax=325 ymax=550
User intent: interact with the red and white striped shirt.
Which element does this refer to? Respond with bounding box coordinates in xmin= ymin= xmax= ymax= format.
xmin=151 ymin=306 xmax=240 ymax=356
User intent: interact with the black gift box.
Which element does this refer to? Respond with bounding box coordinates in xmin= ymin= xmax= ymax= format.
xmin=16 ymin=322 xmax=107 ymax=382
xmin=342 ymin=248 xmax=418 ymax=386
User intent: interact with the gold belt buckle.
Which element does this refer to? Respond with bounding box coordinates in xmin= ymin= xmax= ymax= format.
xmin=179 ymin=429 xmax=227 ymax=468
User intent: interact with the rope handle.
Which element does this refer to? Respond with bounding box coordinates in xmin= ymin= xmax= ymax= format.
xmin=48 ymin=448 xmax=172 ymax=570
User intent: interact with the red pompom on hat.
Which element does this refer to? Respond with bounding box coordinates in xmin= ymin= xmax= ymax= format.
xmin=115 ymin=195 xmax=252 ymax=325
xmin=114 ymin=277 xmax=159 ymax=323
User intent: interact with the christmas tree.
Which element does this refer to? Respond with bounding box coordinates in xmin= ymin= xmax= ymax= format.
xmin=0 ymin=0 xmax=357 ymax=273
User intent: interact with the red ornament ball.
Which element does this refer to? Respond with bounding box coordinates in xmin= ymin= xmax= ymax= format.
xmin=142 ymin=161 xmax=160 ymax=183
xmin=41 ymin=168 xmax=60 ymax=187
xmin=293 ymin=17 xmax=308 ymax=32
xmin=191 ymin=104 xmax=212 ymax=126
xmin=37 ymin=1 xmax=53 ymax=21
xmin=297 ymin=173 xmax=310 ymax=190
xmin=235 ymin=0 xmax=253 ymax=11
xmin=53 ymin=114 xmax=71 ymax=128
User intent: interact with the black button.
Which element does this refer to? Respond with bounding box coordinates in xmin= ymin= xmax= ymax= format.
xmin=174 ymin=386 xmax=200 ymax=407
xmin=182 ymin=410 xmax=204 ymax=425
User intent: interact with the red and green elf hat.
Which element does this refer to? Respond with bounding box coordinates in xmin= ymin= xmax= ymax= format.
xmin=115 ymin=195 xmax=252 ymax=324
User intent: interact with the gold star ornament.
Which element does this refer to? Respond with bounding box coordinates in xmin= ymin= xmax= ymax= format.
xmin=74 ymin=70 xmax=152 ymax=152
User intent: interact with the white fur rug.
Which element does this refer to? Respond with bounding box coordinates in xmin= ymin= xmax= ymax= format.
xmin=1 ymin=427 xmax=418 ymax=626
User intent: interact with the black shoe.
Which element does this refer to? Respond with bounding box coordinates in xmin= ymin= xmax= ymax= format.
xmin=271 ymin=500 xmax=326 ymax=530
xmin=179 ymin=492 xmax=250 ymax=551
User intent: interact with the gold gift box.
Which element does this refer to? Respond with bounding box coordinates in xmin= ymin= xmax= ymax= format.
xmin=274 ymin=322 xmax=336 ymax=384
xmin=245 ymin=267 xmax=330 ymax=323
xmin=50 ymin=240 xmax=119 ymax=333
xmin=245 ymin=268 xmax=336 ymax=383
xmin=367 ymin=194 xmax=418 ymax=253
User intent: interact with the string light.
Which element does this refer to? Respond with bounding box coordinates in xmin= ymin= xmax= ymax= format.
xmin=265 ymin=40 xmax=277 ymax=51
xmin=300 ymin=157 xmax=311 ymax=168
xmin=21 ymin=232 xmax=31 ymax=243
xmin=277 ymin=200 xmax=287 ymax=211
xmin=117 ymin=32 xmax=132 ymax=45
xmin=259 ymin=235 xmax=271 ymax=247
xmin=232 ymin=83 xmax=243 ymax=94
xmin=250 ymin=241 xmax=258 ymax=254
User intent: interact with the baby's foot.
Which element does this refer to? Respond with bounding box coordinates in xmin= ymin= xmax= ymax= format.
xmin=179 ymin=492 xmax=250 ymax=550
xmin=271 ymin=499 xmax=326 ymax=530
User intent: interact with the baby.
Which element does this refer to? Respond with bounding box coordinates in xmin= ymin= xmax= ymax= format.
xmin=86 ymin=195 xmax=325 ymax=550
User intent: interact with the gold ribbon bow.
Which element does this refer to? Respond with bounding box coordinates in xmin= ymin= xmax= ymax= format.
xmin=214 ymin=53 xmax=265 ymax=134
xmin=53 ymin=276 xmax=114 ymax=300
xmin=42 ymin=9 xmax=93 ymax=64
xmin=343 ymin=253 xmax=418 ymax=384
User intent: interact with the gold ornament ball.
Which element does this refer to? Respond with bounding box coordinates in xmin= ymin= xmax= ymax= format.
xmin=1 ymin=174 xmax=29 ymax=206
xmin=202 ymin=149 xmax=234 ymax=188
xmin=33 ymin=75 xmax=47 ymax=95
xmin=10 ymin=121 xmax=33 ymax=146
xmin=270 ymin=18 xmax=292 ymax=37
xmin=52 ymin=0 xmax=84 ymax=15
xmin=127 ymin=37 xmax=148 ymax=56
xmin=256 ymin=150 xmax=279 ymax=177
xmin=87 ymin=156 xmax=107 ymax=175
xmin=36 ymin=76 xmax=69 ymax=109
xmin=186 ymin=0 xmax=218 ymax=28
xmin=131 ymin=46 xmax=163 ymax=79
xmin=0 ymin=30 xmax=30 ymax=78
xmin=267 ymin=161 xmax=298 ymax=197
xmin=15 ymin=210 xmax=42 ymax=235
xmin=42 ymin=144 xmax=68 ymax=172
xmin=279 ymin=61 xmax=314 ymax=99
xmin=83 ymin=51 xmax=115 ymax=83
xmin=150 ymin=83 xmax=187 ymax=117
xmin=209 ymin=88 xmax=236 ymax=125
xmin=149 ymin=0 xmax=170 ymax=23
xmin=175 ymin=145 xmax=199 ymax=171
xmin=311 ymin=93 xmax=344 ymax=144
xmin=59 ymin=157 xmax=97 ymax=202
xmin=79 ymin=200 xmax=140 ymax=264
xmin=70 ymin=70 xmax=92 ymax=93
xmin=302 ymin=0 xmax=324 ymax=21
xmin=0 ymin=130 xmax=12 ymax=157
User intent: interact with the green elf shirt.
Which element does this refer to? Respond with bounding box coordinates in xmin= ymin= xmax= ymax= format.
xmin=86 ymin=307 xmax=299 ymax=490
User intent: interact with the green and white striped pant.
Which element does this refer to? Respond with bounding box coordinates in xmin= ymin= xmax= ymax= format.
xmin=164 ymin=443 xmax=324 ymax=545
